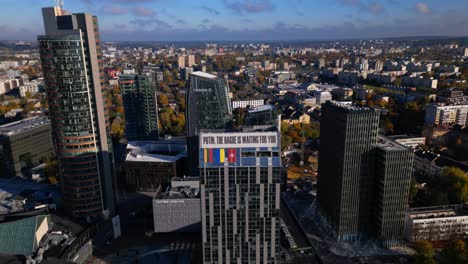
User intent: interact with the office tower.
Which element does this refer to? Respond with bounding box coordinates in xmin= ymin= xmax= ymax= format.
xmin=38 ymin=5 xmax=115 ymax=222
xmin=374 ymin=136 xmax=414 ymax=247
xmin=0 ymin=117 xmax=54 ymax=178
xmin=186 ymin=72 xmax=232 ymax=176
xmin=464 ymin=48 xmax=468 ymax=57
xmin=199 ymin=130 xmax=281 ymax=263
xmin=317 ymin=101 xmax=379 ymax=241
xmin=187 ymin=54 xmax=196 ymax=67
xmin=119 ymin=72 xmax=159 ymax=140
xmin=178 ymin=55 xmax=186 ymax=69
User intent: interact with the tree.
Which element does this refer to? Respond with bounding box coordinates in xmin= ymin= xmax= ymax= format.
xmin=441 ymin=239 xmax=468 ymax=264
xmin=158 ymin=94 xmax=169 ymax=106
xmin=45 ymin=157 xmax=58 ymax=184
xmin=443 ymin=167 xmax=468 ymax=204
xmin=414 ymin=241 xmax=435 ymax=264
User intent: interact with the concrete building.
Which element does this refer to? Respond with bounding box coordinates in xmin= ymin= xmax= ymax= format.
xmin=374 ymin=136 xmax=414 ymax=247
xmin=124 ymin=140 xmax=187 ymax=192
xmin=367 ymin=73 xmax=395 ymax=85
xmin=425 ymin=104 xmax=468 ymax=128
xmin=200 ymin=130 xmax=281 ymax=263
xmin=464 ymin=48 xmax=468 ymax=57
xmin=119 ymin=72 xmax=159 ymax=141
xmin=19 ymin=80 xmax=41 ymax=98
xmin=0 ymin=61 xmax=19 ymax=70
xmin=388 ymin=135 xmax=426 ymax=149
xmin=437 ymin=88 xmax=468 ymax=105
xmin=232 ymin=99 xmax=264 ymax=109
xmin=178 ymin=55 xmax=186 ymax=69
xmin=153 ymin=177 xmax=200 ymax=233
xmin=405 ymin=205 xmax=468 ymax=242
xmin=187 ymin=54 xmax=196 ymax=67
xmin=245 ymin=104 xmax=278 ymax=127
xmin=402 ymin=76 xmax=438 ymax=89
xmin=313 ymin=90 xmax=332 ymax=105
xmin=317 ymin=101 xmax=380 ymax=242
xmin=38 ymin=5 xmax=115 ymax=222
xmin=186 ymin=72 xmax=232 ymax=176
xmin=0 ymin=117 xmax=54 ymax=178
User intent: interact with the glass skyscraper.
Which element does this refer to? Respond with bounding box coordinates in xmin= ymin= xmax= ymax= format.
xmin=199 ymin=130 xmax=281 ymax=263
xmin=38 ymin=6 xmax=115 ymax=222
xmin=119 ymin=72 xmax=159 ymax=141
xmin=186 ymin=71 xmax=232 ymax=176
xmin=316 ymin=101 xmax=380 ymax=241
xmin=317 ymin=101 xmax=414 ymax=246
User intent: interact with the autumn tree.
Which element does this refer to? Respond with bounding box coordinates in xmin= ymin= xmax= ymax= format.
xmin=414 ymin=241 xmax=435 ymax=264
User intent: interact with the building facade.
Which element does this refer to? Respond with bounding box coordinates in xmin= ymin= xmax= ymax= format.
xmin=232 ymin=99 xmax=264 ymax=109
xmin=119 ymin=72 xmax=159 ymax=141
xmin=425 ymin=104 xmax=468 ymax=128
xmin=373 ymin=136 xmax=414 ymax=247
xmin=124 ymin=140 xmax=187 ymax=192
xmin=0 ymin=117 xmax=54 ymax=178
xmin=317 ymin=101 xmax=380 ymax=241
xmin=405 ymin=205 xmax=468 ymax=242
xmin=186 ymin=72 xmax=232 ymax=176
xmin=38 ymin=6 xmax=115 ymax=222
xmin=199 ymin=131 xmax=281 ymax=263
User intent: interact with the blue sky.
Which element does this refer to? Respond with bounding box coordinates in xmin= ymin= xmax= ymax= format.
xmin=1 ymin=0 xmax=467 ymax=41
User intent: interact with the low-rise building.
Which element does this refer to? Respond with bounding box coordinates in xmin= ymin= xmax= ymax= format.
xmin=402 ymin=76 xmax=438 ymax=89
xmin=124 ymin=140 xmax=187 ymax=192
xmin=232 ymin=99 xmax=264 ymax=109
xmin=0 ymin=117 xmax=54 ymax=178
xmin=153 ymin=177 xmax=201 ymax=233
xmin=405 ymin=205 xmax=468 ymax=242
xmin=388 ymin=135 xmax=426 ymax=149
xmin=425 ymin=104 xmax=468 ymax=128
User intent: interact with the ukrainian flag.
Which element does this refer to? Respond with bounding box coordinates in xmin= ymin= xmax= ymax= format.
xmin=220 ymin=149 xmax=225 ymax=163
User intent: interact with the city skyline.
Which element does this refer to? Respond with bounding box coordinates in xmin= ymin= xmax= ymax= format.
xmin=0 ymin=0 xmax=467 ymax=41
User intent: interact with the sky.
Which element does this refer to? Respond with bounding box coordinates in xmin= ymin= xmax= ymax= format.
xmin=0 ymin=0 xmax=467 ymax=41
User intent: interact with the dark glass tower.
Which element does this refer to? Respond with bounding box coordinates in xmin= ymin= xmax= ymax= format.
xmin=373 ymin=136 xmax=414 ymax=247
xmin=186 ymin=72 xmax=232 ymax=176
xmin=316 ymin=101 xmax=379 ymax=241
xmin=38 ymin=6 xmax=115 ymax=222
xmin=119 ymin=72 xmax=159 ymax=141
xmin=199 ymin=130 xmax=281 ymax=263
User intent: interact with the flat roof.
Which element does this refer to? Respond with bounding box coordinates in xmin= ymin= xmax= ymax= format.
xmin=126 ymin=140 xmax=187 ymax=163
xmin=376 ymin=135 xmax=408 ymax=151
xmin=0 ymin=117 xmax=49 ymax=136
xmin=190 ymin=71 xmax=217 ymax=79
xmin=248 ymin=104 xmax=275 ymax=113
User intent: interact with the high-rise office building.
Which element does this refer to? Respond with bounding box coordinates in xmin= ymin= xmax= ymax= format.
xmin=317 ymin=101 xmax=379 ymax=241
xmin=373 ymin=136 xmax=414 ymax=247
xmin=119 ymin=72 xmax=159 ymax=140
xmin=186 ymin=72 xmax=232 ymax=176
xmin=199 ymin=130 xmax=281 ymax=263
xmin=38 ymin=5 xmax=115 ymax=222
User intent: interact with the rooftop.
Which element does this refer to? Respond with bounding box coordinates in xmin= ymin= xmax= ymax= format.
xmin=0 ymin=117 xmax=49 ymax=137
xmin=376 ymin=135 xmax=408 ymax=151
xmin=125 ymin=140 xmax=187 ymax=163
xmin=408 ymin=204 xmax=468 ymax=219
xmin=190 ymin=71 xmax=217 ymax=79
xmin=248 ymin=104 xmax=275 ymax=114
